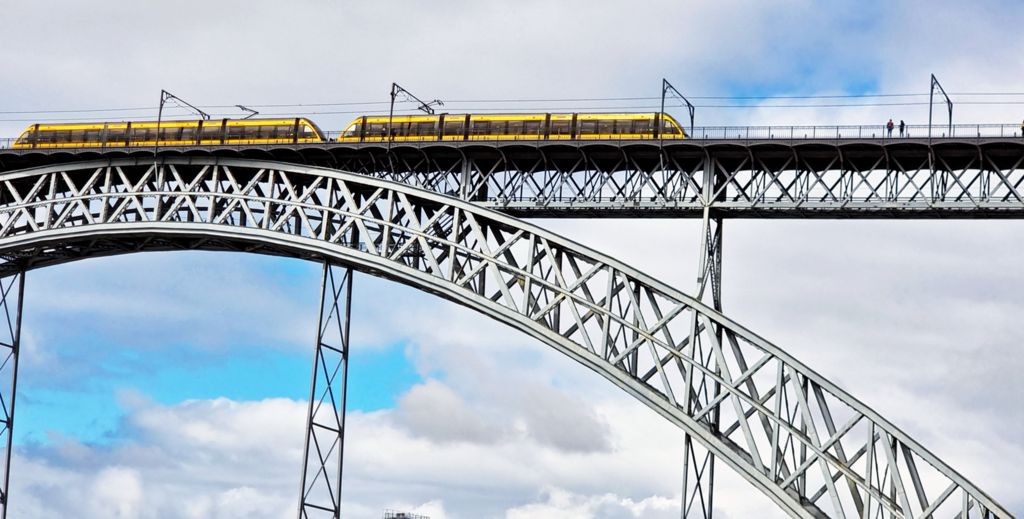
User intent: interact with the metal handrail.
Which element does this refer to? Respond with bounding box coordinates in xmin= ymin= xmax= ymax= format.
xmin=3 ymin=123 xmax=1024 ymax=149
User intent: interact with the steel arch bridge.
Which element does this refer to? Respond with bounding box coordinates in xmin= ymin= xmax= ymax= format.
xmin=0 ymin=157 xmax=1008 ymax=518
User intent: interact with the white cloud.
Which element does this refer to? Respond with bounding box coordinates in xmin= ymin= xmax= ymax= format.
xmin=393 ymin=379 xmax=508 ymax=445
xmin=504 ymin=487 xmax=677 ymax=519
xmin=6 ymin=393 xmax=731 ymax=519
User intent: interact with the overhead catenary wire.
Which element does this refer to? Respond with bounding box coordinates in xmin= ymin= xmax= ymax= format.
xmin=8 ymin=91 xmax=1024 ymax=116
xmin=6 ymin=91 xmax=1024 ymax=122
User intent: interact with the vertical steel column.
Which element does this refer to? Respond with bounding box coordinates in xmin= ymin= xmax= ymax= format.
xmin=0 ymin=272 xmax=24 ymax=519
xmin=298 ymin=264 xmax=353 ymax=519
xmin=681 ymin=152 xmax=723 ymax=519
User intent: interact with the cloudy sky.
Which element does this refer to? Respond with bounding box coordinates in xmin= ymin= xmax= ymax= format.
xmin=1 ymin=1 xmax=1022 ymax=518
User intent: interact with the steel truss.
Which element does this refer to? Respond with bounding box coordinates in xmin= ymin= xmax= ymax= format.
xmin=299 ymin=264 xmax=353 ymax=518
xmin=0 ymin=157 xmax=1010 ymax=518
xmin=0 ymin=272 xmax=22 ymax=519
xmin=337 ymin=142 xmax=1024 ymax=219
xmin=682 ymin=173 xmax=725 ymax=519
xmin=8 ymin=140 xmax=1024 ymax=218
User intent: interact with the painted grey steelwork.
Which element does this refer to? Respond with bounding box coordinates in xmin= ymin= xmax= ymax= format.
xmin=299 ymin=264 xmax=353 ymax=519
xmin=4 ymin=132 xmax=1024 ymax=219
xmin=0 ymin=273 xmax=23 ymax=519
xmin=681 ymin=171 xmax=725 ymax=519
xmin=0 ymin=157 xmax=1010 ymax=518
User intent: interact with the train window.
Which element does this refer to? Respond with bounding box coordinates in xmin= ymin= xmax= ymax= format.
xmin=83 ymin=129 xmax=101 ymax=141
xmin=490 ymin=121 xmax=508 ymax=135
xmin=524 ymin=121 xmax=541 ymax=135
xmin=227 ymin=126 xmax=244 ymax=139
xmin=507 ymin=121 xmax=524 ymax=135
xmin=201 ymin=126 xmax=222 ymax=141
xmin=443 ymin=120 xmax=464 ymax=136
xmin=129 ymin=128 xmax=149 ymax=141
xmin=180 ymin=127 xmax=196 ymax=141
xmin=407 ymin=122 xmax=429 ymax=136
xmin=597 ymin=121 xmax=614 ymax=134
xmin=107 ymin=129 xmax=126 ymax=142
xmin=158 ymin=127 xmax=181 ymax=141
xmin=550 ymin=120 xmax=570 ymax=135
xmin=579 ymin=120 xmax=598 ymax=134
xmin=366 ymin=123 xmax=386 ymax=137
xmin=472 ymin=121 xmax=490 ymax=134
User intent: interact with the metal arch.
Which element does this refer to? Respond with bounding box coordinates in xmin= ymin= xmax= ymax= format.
xmin=0 ymin=157 xmax=1011 ymax=519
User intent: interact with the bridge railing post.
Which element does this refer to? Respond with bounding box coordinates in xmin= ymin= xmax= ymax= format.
xmin=0 ymin=271 xmax=24 ymax=519
xmin=298 ymin=264 xmax=353 ymax=519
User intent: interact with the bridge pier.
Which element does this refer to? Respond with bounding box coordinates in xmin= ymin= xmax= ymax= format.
xmin=0 ymin=272 xmax=23 ymax=519
xmin=298 ymin=264 xmax=353 ymax=519
xmin=681 ymin=152 xmax=725 ymax=519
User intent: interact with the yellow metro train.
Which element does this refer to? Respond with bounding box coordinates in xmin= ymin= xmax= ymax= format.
xmin=12 ymin=118 xmax=325 ymax=148
xmin=12 ymin=112 xmax=686 ymax=148
xmin=338 ymin=112 xmax=688 ymax=141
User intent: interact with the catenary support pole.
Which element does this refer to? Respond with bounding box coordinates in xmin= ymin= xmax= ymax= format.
xmin=0 ymin=272 xmax=24 ymax=519
xmin=298 ymin=264 xmax=353 ymax=519
xmin=681 ymin=154 xmax=723 ymax=519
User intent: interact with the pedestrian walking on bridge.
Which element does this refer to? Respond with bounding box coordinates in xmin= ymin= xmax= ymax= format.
xmin=886 ymin=119 xmax=894 ymax=138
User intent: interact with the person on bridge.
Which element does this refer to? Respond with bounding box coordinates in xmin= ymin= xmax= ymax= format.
xmin=899 ymin=120 xmax=906 ymax=137
xmin=1020 ymin=119 xmax=1024 ymax=137
xmin=886 ymin=119 xmax=894 ymax=138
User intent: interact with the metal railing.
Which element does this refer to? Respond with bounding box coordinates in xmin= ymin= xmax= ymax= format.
xmin=688 ymin=123 xmax=1024 ymax=140
xmin=3 ymin=123 xmax=1024 ymax=149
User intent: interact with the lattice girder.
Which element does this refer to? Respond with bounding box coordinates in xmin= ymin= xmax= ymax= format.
xmin=0 ymin=158 xmax=1010 ymax=518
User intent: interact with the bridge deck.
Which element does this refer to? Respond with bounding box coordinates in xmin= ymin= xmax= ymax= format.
xmin=3 ymin=137 xmax=1024 ymax=218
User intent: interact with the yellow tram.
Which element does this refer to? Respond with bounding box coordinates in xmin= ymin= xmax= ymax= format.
xmin=338 ymin=112 xmax=687 ymax=141
xmin=13 ymin=118 xmax=325 ymax=148
xmin=12 ymin=112 xmax=686 ymax=148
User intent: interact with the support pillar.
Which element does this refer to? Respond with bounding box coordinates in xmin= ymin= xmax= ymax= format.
xmin=0 ymin=272 xmax=24 ymax=519
xmin=298 ymin=264 xmax=353 ymax=519
xmin=681 ymin=154 xmax=723 ymax=519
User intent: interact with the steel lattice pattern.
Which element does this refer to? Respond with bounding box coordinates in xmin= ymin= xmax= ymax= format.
xmin=5 ymin=140 xmax=1024 ymax=219
xmin=0 ymin=158 xmax=1011 ymax=518
xmin=345 ymin=142 xmax=1024 ymax=218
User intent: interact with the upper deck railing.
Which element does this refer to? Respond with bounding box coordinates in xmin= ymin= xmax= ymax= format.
xmin=2 ymin=123 xmax=1023 ymax=149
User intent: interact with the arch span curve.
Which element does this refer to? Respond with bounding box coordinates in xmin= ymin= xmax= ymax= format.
xmin=0 ymin=158 xmax=1010 ymax=518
